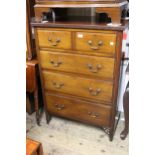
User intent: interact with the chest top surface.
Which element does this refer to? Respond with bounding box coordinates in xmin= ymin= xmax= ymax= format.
xmin=35 ymin=0 xmax=127 ymax=5
xmin=36 ymin=0 xmax=123 ymax=2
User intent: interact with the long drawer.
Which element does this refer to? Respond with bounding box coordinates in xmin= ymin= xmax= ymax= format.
xmin=42 ymin=71 xmax=113 ymax=103
xmin=45 ymin=93 xmax=111 ymax=127
xmin=36 ymin=29 xmax=72 ymax=50
xmin=75 ymin=31 xmax=116 ymax=55
xmin=39 ymin=50 xmax=115 ymax=79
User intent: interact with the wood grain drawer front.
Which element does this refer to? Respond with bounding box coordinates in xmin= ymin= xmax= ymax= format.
xmin=43 ymin=71 xmax=113 ymax=102
xmin=75 ymin=32 xmax=116 ymax=55
xmin=40 ymin=51 xmax=115 ymax=79
xmin=37 ymin=29 xmax=71 ymax=50
xmin=45 ymin=93 xmax=111 ymax=127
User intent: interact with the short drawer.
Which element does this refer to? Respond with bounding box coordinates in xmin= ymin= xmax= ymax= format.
xmin=75 ymin=32 xmax=116 ymax=55
xmin=39 ymin=50 xmax=115 ymax=79
xmin=45 ymin=93 xmax=111 ymax=127
xmin=36 ymin=29 xmax=71 ymax=50
xmin=42 ymin=71 xmax=113 ymax=103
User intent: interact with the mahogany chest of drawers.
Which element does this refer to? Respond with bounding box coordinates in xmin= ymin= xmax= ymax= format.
xmin=32 ymin=20 xmax=127 ymax=140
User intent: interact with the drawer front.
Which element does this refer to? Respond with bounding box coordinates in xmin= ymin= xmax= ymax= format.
xmin=37 ymin=29 xmax=71 ymax=50
xmin=42 ymin=71 xmax=113 ymax=102
xmin=75 ymin=32 xmax=116 ymax=55
xmin=45 ymin=93 xmax=111 ymax=127
xmin=39 ymin=51 xmax=115 ymax=79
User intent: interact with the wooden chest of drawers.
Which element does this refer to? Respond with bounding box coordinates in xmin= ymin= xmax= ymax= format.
xmin=33 ymin=25 xmax=125 ymax=141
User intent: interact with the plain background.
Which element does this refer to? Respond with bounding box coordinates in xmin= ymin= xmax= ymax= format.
xmin=0 ymin=0 xmax=155 ymax=154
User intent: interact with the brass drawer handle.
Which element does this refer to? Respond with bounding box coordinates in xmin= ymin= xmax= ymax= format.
xmin=52 ymin=82 xmax=64 ymax=89
xmin=87 ymin=64 xmax=102 ymax=73
xmin=88 ymin=112 xmax=100 ymax=118
xmin=54 ymin=104 xmax=65 ymax=110
xmin=98 ymin=40 xmax=103 ymax=46
xmin=88 ymin=87 xmax=101 ymax=96
xmin=50 ymin=60 xmax=62 ymax=67
xmin=87 ymin=40 xmax=103 ymax=50
xmin=90 ymin=46 xmax=99 ymax=50
xmin=48 ymin=37 xmax=61 ymax=46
